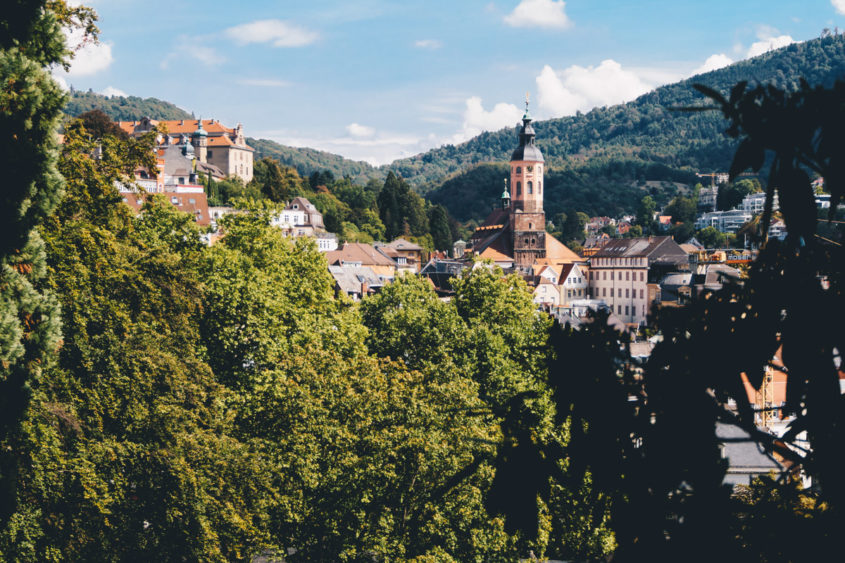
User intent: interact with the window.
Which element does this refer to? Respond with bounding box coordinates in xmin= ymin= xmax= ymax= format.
xmin=529 ymin=223 xmax=533 ymax=230
xmin=611 ymin=271 xmax=614 ymax=280
xmin=626 ymin=271 xmax=630 ymax=281
xmin=602 ymin=288 xmax=606 ymax=297
xmin=603 ymin=271 xmax=607 ymax=280
xmin=189 ymin=198 xmax=196 ymax=204
xmin=625 ymin=305 xmax=629 ymax=315
xmin=640 ymin=289 xmax=644 ymax=299
xmin=531 ymin=238 xmax=536 ymax=245
xmin=618 ymin=305 xmax=622 ymax=314
xmin=640 ymin=271 xmax=644 ymax=281
xmin=516 ymin=166 xmax=522 ymax=174
xmin=539 ymin=182 xmax=542 ymax=194
xmin=516 ymin=181 xmax=521 ymax=195
xmin=610 ymin=288 xmax=614 ymax=297
xmin=625 ymin=289 xmax=629 ymax=298
xmin=171 ymin=196 xmax=179 ymax=204
xmin=208 ymin=150 xmax=213 ymax=158
xmin=527 ymin=181 xmax=533 ymax=194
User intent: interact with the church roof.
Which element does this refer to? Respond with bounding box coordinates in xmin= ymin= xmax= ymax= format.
xmin=475 ymin=229 xmax=513 ymax=263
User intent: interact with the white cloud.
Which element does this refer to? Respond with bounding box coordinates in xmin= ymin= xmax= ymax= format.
xmin=346 ymin=123 xmax=375 ymax=137
xmin=504 ymin=0 xmax=571 ymax=30
xmin=61 ymin=27 xmax=113 ymax=76
xmin=161 ymin=37 xmax=225 ymax=69
xmin=746 ymin=29 xmax=795 ymax=58
xmin=536 ymin=60 xmax=654 ymax=118
xmin=833 ymin=0 xmax=845 ymax=15
xmin=100 ymin=86 xmax=127 ymax=97
xmin=225 ymin=19 xmax=318 ymax=48
xmin=414 ymin=39 xmax=442 ymax=49
xmin=263 ymin=130 xmax=435 ymax=166
xmin=692 ymin=53 xmax=734 ymax=75
xmin=452 ymin=96 xmax=523 ymax=143
xmin=237 ymin=78 xmax=290 ymax=87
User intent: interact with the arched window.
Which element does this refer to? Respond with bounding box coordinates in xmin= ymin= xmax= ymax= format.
xmin=516 ymin=166 xmax=522 ymax=174
xmin=531 ymin=238 xmax=536 ymax=245
xmin=529 ymin=223 xmax=533 ymax=230
xmin=538 ymin=182 xmax=542 ymax=194
xmin=527 ymin=181 xmax=533 ymax=194
xmin=516 ymin=181 xmax=522 ymax=195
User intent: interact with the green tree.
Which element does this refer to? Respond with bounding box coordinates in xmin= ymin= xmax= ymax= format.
xmin=696 ymin=225 xmax=726 ymax=248
xmin=717 ymin=178 xmax=761 ymax=211
xmin=636 ymin=195 xmax=657 ymax=234
xmin=0 ymin=0 xmax=79 ymax=527
xmin=561 ymin=211 xmax=588 ymax=244
xmin=253 ymin=157 xmax=303 ymax=202
xmin=428 ymin=204 xmax=453 ymax=251
xmin=378 ymin=171 xmax=429 ymax=240
xmin=1 ymin=116 xmax=274 ymax=561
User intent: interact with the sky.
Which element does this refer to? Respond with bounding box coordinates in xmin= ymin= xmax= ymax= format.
xmin=57 ymin=0 xmax=845 ymax=166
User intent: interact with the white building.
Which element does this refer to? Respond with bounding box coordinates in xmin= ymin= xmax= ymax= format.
xmin=740 ymin=192 xmax=778 ymax=215
xmin=694 ymin=210 xmax=752 ymax=233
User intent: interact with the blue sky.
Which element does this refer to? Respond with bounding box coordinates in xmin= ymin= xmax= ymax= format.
xmin=58 ymin=0 xmax=845 ymax=165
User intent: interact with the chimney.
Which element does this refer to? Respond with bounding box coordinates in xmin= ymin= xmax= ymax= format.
xmin=361 ymin=281 xmax=369 ymax=295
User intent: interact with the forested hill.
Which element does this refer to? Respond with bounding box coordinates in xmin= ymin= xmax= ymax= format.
xmin=248 ymin=137 xmax=378 ymax=185
xmin=420 ymin=34 xmax=845 ymax=221
xmin=64 ymin=90 xmax=193 ymax=120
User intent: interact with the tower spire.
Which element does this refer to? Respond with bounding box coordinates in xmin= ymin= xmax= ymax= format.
xmin=523 ymin=91 xmax=531 ymax=120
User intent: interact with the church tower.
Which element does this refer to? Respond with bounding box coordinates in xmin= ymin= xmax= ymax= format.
xmin=510 ymin=96 xmax=546 ymax=269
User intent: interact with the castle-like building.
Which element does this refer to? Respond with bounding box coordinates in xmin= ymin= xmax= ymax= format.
xmin=471 ymin=100 xmax=580 ymax=272
xmin=117 ymin=117 xmax=254 ymax=183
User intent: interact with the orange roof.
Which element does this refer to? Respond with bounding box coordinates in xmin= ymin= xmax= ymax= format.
xmin=119 ymin=118 xmax=242 ymax=136
xmin=207 ymin=136 xmax=235 ymax=146
xmin=116 ymin=119 xmax=235 ymax=136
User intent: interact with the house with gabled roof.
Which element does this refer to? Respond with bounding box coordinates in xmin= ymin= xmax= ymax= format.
xmin=325 ymin=242 xmax=396 ymax=280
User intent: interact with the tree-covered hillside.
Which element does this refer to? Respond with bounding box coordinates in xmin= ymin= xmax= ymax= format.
xmin=248 ymin=137 xmax=379 ymax=185
xmin=400 ymin=34 xmax=845 ymax=191
xmin=64 ymin=90 xmax=193 ymax=120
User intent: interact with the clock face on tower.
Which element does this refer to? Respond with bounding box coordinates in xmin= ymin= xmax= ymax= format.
xmin=527 ymin=166 xmax=533 ymax=172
